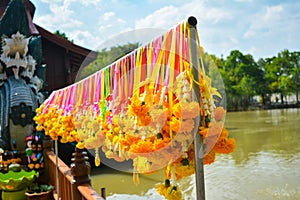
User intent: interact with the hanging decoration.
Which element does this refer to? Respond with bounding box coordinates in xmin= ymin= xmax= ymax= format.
xmin=34 ymin=19 xmax=236 ymax=199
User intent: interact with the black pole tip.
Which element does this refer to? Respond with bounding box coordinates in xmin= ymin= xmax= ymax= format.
xmin=188 ymin=16 xmax=197 ymax=27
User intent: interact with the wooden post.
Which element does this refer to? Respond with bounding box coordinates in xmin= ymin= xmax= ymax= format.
xmin=188 ymin=16 xmax=206 ymax=200
xmin=40 ymin=135 xmax=53 ymax=184
xmin=70 ymin=147 xmax=91 ymax=200
xmin=43 ymin=135 xmax=54 ymax=152
xmin=101 ymin=187 xmax=106 ymax=199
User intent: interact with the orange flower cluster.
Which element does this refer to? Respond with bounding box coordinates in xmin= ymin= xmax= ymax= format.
xmin=34 ymin=104 xmax=79 ymax=143
xmin=199 ymin=105 xmax=236 ymax=164
xmin=157 ymin=179 xmax=182 ymax=200
xmin=128 ymin=93 xmax=152 ymax=126
xmin=33 ymin=71 xmax=236 ymax=200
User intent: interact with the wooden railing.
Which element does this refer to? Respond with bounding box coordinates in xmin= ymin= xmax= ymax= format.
xmin=42 ymin=136 xmax=106 ymax=200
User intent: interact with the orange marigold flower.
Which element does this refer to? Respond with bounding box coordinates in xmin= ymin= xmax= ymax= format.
xmin=181 ymin=101 xmax=199 ymax=119
xmin=204 ymin=150 xmax=216 ymax=165
xmin=138 ymin=114 xmax=152 ymax=126
xmin=178 ymin=118 xmax=194 ymax=133
xmin=214 ymin=106 xmax=226 ymax=121
xmin=214 ymin=137 xmax=236 ymax=154
xmin=207 ymin=121 xmax=223 ymax=137
xmin=218 ymin=127 xmax=229 ymax=139
xmin=199 ymin=127 xmax=208 ymax=137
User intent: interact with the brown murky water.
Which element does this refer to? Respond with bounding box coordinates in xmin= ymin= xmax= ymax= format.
xmin=91 ymin=108 xmax=300 ymax=199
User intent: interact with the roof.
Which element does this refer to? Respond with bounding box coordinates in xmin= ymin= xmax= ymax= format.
xmin=35 ymin=24 xmax=97 ymax=59
xmin=0 ymin=0 xmax=97 ymax=68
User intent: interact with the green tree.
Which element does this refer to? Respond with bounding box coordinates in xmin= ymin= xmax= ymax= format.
xmin=264 ymin=50 xmax=299 ymax=104
xmin=201 ymin=53 xmax=226 ymax=106
xmin=53 ymin=30 xmax=74 ymax=43
xmin=79 ymin=43 xmax=139 ymax=79
xmin=256 ymin=58 xmax=270 ymax=105
xmin=289 ymin=51 xmax=300 ymax=102
xmin=222 ymin=50 xmax=264 ymax=111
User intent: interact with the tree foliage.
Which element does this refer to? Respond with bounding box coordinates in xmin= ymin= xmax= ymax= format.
xmin=53 ymin=30 xmax=74 ymax=43
xmin=217 ymin=49 xmax=300 ymax=110
xmin=79 ymin=43 xmax=139 ymax=79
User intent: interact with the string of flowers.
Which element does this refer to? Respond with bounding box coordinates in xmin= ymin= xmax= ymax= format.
xmin=33 ymin=19 xmax=236 ymax=200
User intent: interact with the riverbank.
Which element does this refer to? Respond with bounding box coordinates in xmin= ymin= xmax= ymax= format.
xmin=260 ymin=102 xmax=300 ymax=109
xmin=228 ymin=103 xmax=300 ymax=112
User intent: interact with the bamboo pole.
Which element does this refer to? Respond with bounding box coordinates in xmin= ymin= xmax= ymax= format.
xmin=188 ymin=16 xmax=206 ymax=200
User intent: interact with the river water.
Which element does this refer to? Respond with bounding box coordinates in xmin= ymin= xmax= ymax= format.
xmin=90 ymin=108 xmax=300 ymax=199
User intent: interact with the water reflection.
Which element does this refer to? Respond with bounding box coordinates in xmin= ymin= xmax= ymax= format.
xmin=91 ymin=109 xmax=300 ymax=199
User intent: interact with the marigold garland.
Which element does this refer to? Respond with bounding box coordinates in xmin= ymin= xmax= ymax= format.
xmin=157 ymin=179 xmax=182 ymax=200
xmin=33 ymin=20 xmax=237 ymax=200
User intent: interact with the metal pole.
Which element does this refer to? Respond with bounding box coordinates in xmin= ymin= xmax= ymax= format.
xmin=188 ymin=16 xmax=206 ymax=200
xmin=55 ymin=140 xmax=60 ymax=199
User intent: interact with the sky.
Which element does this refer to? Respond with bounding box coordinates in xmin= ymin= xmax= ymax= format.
xmin=30 ymin=0 xmax=300 ymax=60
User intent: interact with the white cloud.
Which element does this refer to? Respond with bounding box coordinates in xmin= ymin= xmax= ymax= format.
xmin=102 ymin=12 xmax=115 ymax=21
xmin=243 ymin=4 xmax=289 ymax=38
xmin=241 ymin=2 xmax=300 ymax=58
xmin=136 ymin=6 xmax=181 ymax=29
xmin=234 ymin=0 xmax=253 ymax=2
xmin=134 ymin=0 xmax=234 ymax=58
xmin=96 ymin=12 xmax=128 ymax=45
xmin=135 ymin=0 xmax=233 ymax=30
xmin=230 ymin=37 xmax=239 ymax=45
xmin=98 ymin=24 xmax=113 ymax=33
xmin=69 ymin=30 xmax=103 ymax=49
xmin=40 ymin=0 xmax=61 ymax=3
xmin=75 ymin=0 xmax=102 ymax=6
xmin=40 ymin=0 xmax=102 ymax=6
xmin=34 ymin=1 xmax=82 ymax=30
xmin=117 ymin=18 xmax=126 ymax=25
xmin=243 ymin=30 xmax=256 ymax=39
xmin=263 ymin=5 xmax=283 ymax=22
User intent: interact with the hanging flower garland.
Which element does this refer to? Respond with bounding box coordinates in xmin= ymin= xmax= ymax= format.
xmin=33 ymin=19 xmax=236 ymax=199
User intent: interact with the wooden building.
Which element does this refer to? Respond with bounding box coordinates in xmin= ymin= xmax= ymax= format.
xmin=0 ymin=0 xmax=97 ymax=93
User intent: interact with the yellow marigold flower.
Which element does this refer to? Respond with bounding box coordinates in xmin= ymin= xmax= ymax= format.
xmin=174 ymin=161 xmax=195 ymax=180
xmin=165 ymin=186 xmax=182 ymax=200
xmin=36 ymin=125 xmax=44 ymax=132
xmin=170 ymin=117 xmax=180 ymax=133
xmin=112 ymin=135 xmax=119 ymax=145
xmin=95 ymin=155 xmax=100 ymax=167
xmin=172 ymin=103 xmax=181 ymax=119
xmin=76 ymin=141 xmax=85 ymax=149
xmin=113 ymin=126 xmax=120 ymax=134
xmin=157 ymin=179 xmax=182 ymax=200
xmin=105 ymin=151 xmax=114 ymax=159
xmin=156 ymin=183 xmax=168 ymax=196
